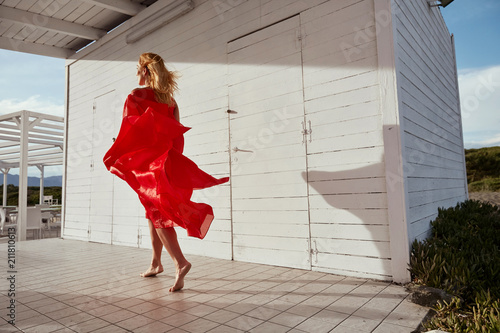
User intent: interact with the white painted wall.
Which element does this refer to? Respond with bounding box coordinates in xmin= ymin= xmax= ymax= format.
xmin=301 ymin=0 xmax=391 ymax=280
xmin=392 ymin=0 xmax=468 ymax=242
xmin=63 ymin=0 xmax=466 ymax=282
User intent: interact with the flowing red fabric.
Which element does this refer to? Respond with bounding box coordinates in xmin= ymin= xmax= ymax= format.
xmin=103 ymin=89 xmax=229 ymax=239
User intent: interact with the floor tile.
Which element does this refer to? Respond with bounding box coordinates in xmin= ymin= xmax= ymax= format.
xmin=372 ymin=322 xmax=417 ymax=333
xmin=178 ymin=317 xmax=220 ymax=332
xmin=142 ymin=306 xmax=179 ymax=320
xmin=99 ymin=308 xmax=137 ymax=323
xmin=160 ymin=312 xmax=198 ymax=327
xmin=245 ymin=306 xmax=282 ymax=321
xmin=295 ymin=317 xmax=339 ymax=333
xmin=184 ymin=303 xmax=219 ymax=317
xmin=127 ymin=301 xmax=161 ymax=315
xmin=225 ymin=314 xmax=264 ymax=331
xmin=19 ymin=320 xmax=66 ymax=333
xmin=327 ymin=294 xmax=371 ymax=315
xmin=116 ymin=314 xmax=157 ymax=331
xmin=204 ymin=309 xmax=241 ymax=324
xmin=249 ymin=321 xmax=290 ymax=333
xmin=131 ymin=320 xmax=174 ymax=333
xmin=338 ymin=315 xmax=381 ymax=332
xmin=90 ymin=324 xmax=131 ymax=333
xmin=269 ymin=311 xmax=307 ymax=327
xmin=206 ymin=324 xmax=245 ymax=332
xmin=0 ymin=322 xmax=23 ymax=332
xmin=14 ymin=314 xmax=53 ymax=330
xmin=383 ymin=298 xmax=432 ymax=329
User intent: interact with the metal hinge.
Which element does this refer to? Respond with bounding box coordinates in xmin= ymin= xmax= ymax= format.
xmin=310 ymin=240 xmax=319 ymax=264
xmin=296 ymin=29 xmax=306 ymax=48
xmin=301 ymin=120 xmax=312 ymax=144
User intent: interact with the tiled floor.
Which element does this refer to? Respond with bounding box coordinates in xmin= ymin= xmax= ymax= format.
xmin=0 ymin=238 xmax=430 ymax=332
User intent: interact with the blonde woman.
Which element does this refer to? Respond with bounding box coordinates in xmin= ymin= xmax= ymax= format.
xmin=104 ymin=52 xmax=229 ymax=292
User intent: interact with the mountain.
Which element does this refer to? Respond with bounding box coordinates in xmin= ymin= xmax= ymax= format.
xmin=0 ymin=174 xmax=62 ymax=187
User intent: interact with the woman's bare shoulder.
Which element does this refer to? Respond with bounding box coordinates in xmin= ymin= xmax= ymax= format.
xmin=130 ymin=87 xmax=151 ymax=96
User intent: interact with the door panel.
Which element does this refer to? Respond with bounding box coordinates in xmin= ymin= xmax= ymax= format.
xmin=228 ymin=16 xmax=311 ymax=269
xmin=89 ymin=91 xmax=118 ymax=243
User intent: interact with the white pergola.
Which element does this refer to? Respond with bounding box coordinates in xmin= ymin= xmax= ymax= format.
xmin=0 ymin=110 xmax=64 ymax=241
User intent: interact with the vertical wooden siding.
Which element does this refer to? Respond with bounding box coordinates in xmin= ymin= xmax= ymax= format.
xmin=301 ymin=0 xmax=391 ymax=280
xmin=393 ymin=0 xmax=467 ymax=241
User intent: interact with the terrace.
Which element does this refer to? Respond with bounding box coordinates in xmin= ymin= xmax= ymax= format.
xmin=0 ymin=238 xmax=430 ymax=332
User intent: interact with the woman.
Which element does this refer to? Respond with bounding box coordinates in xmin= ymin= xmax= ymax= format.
xmin=104 ymin=52 xmax=229 ymax=292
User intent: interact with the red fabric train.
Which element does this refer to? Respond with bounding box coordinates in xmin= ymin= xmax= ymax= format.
xmin=103 ymin=89 xmax=229 ymax=239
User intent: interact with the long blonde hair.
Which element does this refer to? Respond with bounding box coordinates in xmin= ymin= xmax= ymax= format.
xmin=139 ymin=52 xmax=178 ymax=105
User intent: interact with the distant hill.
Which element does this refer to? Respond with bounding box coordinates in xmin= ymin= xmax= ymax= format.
xmin=465 ymin=146 xmax=500 ymax=192
xmin=0 ymin=174 xmax=62 ymax=187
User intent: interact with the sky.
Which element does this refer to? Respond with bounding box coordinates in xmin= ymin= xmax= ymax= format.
xmin=0 ymin=0 xmax=499 ymax=177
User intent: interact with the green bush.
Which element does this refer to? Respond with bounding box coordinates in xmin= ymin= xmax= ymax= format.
xmin=409 ymin=200 xmax=500 ymax=332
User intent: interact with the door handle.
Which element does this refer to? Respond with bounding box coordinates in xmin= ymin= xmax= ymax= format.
xmin=232 ymin=147 xmax=253 ymax=153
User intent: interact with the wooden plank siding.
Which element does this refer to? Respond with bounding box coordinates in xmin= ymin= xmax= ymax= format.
xmin=392 ymin=0 xmax=467 ymax=241
xmin=301 ymin=0 xmax=391 ymax=280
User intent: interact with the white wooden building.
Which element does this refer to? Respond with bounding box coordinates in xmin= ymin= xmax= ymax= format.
xmin=58 ymin=0 xmax=467 ymax=283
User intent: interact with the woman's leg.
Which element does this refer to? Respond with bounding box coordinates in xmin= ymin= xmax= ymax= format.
xmin=155 ymin=227 xmax=191 ymax=292
xmin=140 ymin=219 xmax=164 ymax=277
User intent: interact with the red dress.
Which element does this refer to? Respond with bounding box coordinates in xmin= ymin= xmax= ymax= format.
xmin=103 ymin=88 xmax=229 ymax=239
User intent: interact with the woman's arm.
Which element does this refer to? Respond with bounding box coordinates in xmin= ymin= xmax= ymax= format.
xmin=173 ymin=104 xmax=180 ymax=122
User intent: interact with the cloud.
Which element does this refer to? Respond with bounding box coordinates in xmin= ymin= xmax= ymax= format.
xmin=458 ymin=65 xmax=500 ymax=148
xmin=0 ymin=95 xmax=64 ymax=117
xmin=465 ymin=133 xmax=500 ymax=149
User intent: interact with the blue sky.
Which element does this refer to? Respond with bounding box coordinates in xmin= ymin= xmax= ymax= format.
xmin=0 ymin=0 xmax=499 ymax=177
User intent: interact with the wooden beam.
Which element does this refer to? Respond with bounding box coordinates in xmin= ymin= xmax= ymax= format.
xmin=0 ymin=36 xmax=73 ymax=59
xmin=80 ymin=0 xmax=146 ymax=16
xmin=0 ymin=5 xmax=107 ymax=40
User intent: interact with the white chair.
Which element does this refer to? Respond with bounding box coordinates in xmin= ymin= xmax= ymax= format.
xmin=43 ymin=195 xmax=53 ymax=205
xmin=41 ymin=211 xmax=54 ymax=237
xmin=0 ymin=208 xmax=6 ymax=235
xmin=26 ymin=207 xmax=43 ymax=240
xmin=0 ymin=207 xmax=17 ymax=236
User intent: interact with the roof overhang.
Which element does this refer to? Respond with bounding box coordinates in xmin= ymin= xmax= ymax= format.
xmin=428 ymin=0 xmax=455 ymax=8
xmin=0 ymin=0 xmax=193 ymax=59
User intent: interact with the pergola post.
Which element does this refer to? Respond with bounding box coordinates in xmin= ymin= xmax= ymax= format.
xmin=18 ymin=112 xmax=29 ymax=241
xmin=38 ymin=165 xmax=44 ymax=205
xmin=1 ymin=168 xmax=9 ymax=206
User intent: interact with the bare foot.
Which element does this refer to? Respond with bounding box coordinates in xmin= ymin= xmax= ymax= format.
xmin=140 ymin=265 xmax=164 ymax=277
xmin=169 ymin=262 xmax=191 ymax=292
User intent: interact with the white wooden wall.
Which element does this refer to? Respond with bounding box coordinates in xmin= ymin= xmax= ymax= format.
xmin=63 ymin=0 xmax=465 ymax=282
xmin=392 ymin=0 xmax=468 ymax=242
xmin=301 ymin=0 xmax=391 ymax=280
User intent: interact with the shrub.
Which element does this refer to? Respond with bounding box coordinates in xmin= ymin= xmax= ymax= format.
xmin=409 ymin=200 xmax=500 ymax=332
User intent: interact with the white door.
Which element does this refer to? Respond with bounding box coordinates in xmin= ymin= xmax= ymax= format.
xmin=228 ymin=16 xmax=311 ymax=269
xmin=89 ymin=91 xmax=118 ymax=243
